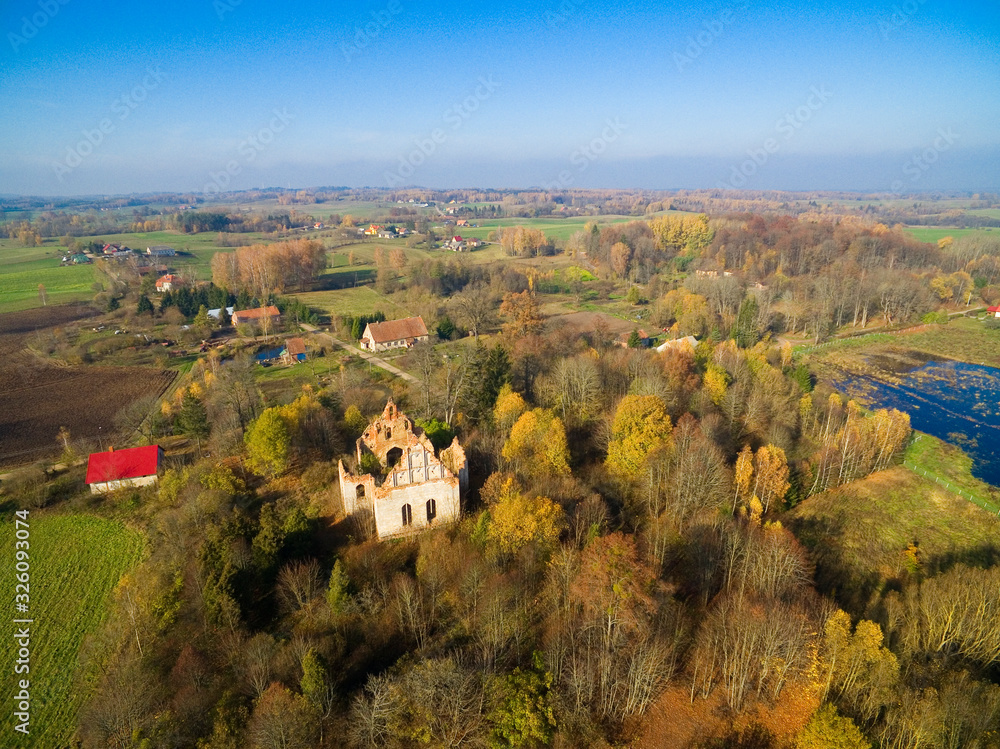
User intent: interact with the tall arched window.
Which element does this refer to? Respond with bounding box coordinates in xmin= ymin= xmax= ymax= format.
xmin=356 ymin=484 xmax=366 ymax=499
xmin=426 ymin=499 xmax=437 ymax=522
xmin=401 ymin=503 xmax=412 ymax=526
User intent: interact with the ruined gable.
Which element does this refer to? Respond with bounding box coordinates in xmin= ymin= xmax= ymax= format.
xmin=339 ymin=400 xmax=467 ymax=539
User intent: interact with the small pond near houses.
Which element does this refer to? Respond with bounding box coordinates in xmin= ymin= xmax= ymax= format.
xmin=839 ymin=360 xmax=1000 ymax=487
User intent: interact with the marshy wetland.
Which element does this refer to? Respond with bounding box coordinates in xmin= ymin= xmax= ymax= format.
xmin=837 ymin=350 xmax=1000 ymax=486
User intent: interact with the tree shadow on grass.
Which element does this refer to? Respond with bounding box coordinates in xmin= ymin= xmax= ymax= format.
xmin=787 ymin=513 xmax=883 ymax=618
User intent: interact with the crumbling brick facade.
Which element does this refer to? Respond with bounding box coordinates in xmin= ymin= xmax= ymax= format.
xmin=338 ymin=400 xmax=467 ymax=539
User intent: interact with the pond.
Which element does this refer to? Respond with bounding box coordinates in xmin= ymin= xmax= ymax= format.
xmin=839 ymin=360 xmax=1000 ymax=487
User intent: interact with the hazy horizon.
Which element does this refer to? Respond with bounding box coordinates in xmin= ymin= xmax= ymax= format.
xmin=2 ymin=0 xmax=998 ymax=196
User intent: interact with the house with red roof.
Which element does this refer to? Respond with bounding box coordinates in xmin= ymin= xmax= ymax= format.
xmin=281 ymin=337 xmax=307 ymax=364
xmin=360 ymin=316 xmax=429 ymax=352
xmin=988 ymin=305 xmax=1000 ymax=318
xmin=86 ymin=445 xmax=164 ymax=494
xmin=231 ymin=306 xmax=281 ymax=326
xmin=155 ymin=274 xmax=179 ymax=292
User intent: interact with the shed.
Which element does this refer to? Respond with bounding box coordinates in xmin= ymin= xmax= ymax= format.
xmin=86 ymin=445 xmax=164 ymax=494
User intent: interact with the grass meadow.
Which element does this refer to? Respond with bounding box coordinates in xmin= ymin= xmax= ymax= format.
xmin=903 ymin=226 xmax=998 ymax=243
xmin=0 ymin=513 xmax=145 ymax=748
xmin=789 ymin=463 xmax=1000 ymax=617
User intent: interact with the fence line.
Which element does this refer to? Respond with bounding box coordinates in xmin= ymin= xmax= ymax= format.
xmin=902 ymin=460 xmax=1000 ymax=516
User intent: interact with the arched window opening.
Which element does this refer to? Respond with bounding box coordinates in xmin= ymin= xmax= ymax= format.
xmin=356 ymin=484 xmax=366 ymax=499
xmin=401 ymin=503 xmax=412 ymax=526
xmin=426 ymin=499 xmax=437 ymax=522
xmin=386 ymin=447 xmax=403 ymax=469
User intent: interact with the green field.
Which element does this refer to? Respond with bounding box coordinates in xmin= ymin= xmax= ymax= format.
xmin=0 ymin=260 xmax=96 ymax=313
xmin=84 ymin=230 xmax=262 ymax=279
xmin=0 ymin=513 xmax=146 ymax=748
xmin=451 ymin=213 xmax=690 ymax=242
xmin=292 ymin=285 xmax=416 ymax=319
xmin=903 ymin=226 xmax=998 ymax=243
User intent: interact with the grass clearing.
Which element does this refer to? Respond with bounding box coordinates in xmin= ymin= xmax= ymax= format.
xmin=0 ymin=513 xmax=145 ymax=748
xmin=290 ymin=285 xmax=415 ymax=320
xmin=802 ymin=318 xmax=1000 ymax=378
xmin=789 ymin=465 xmax=1000 ymax=617
xmin=904 ymin=432 xmax=1000 ymax=510
xmin=0 ymin=263 xmax=96 ymax=313
xmin=903 ymin=226 xmax=998 ymax=243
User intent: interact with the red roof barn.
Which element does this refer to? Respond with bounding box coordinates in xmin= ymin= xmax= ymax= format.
xmin=86 ymin=445 xmax=164 ymax=494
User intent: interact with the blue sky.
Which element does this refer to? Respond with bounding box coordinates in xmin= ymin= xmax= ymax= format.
xmin=1 ymin=0 xmax=998 ymax=195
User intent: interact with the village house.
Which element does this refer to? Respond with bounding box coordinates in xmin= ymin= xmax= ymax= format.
xmin=231 ymin=305 xmax=281 ymax=326
xmin=339 ymin=400 xmax=467 ymax=539
xmin=616 ymin=329 xmax=652 ymax=348
xmin=281 ymin=337 xmax=307 ymax=364
xmin=102 ymin=243 xmax=133 ymax=256
xmin=155 ymin=274 xmax=179 ymax=292
xmin=86 ymin=444 xmax=164 ymax=494
xmin=360 ymin=316 xmax=429 ymax=352
xmin=988 ymin=305 xmax=1000 ymax=318
xmin=364 ymin=224 xmax=383 ymax=236
xmin=147 ymin=245 xmax=177 ymax=257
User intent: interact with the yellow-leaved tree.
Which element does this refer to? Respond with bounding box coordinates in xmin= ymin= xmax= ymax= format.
xmin=605 ymin=394 xmax=673 ymax=482
xmin=733 ymin=443 xmax=790 ymax=516
xmin=502 ymin=408 xmax=570 ymax=479
xmin=795 ymin=704 xmax=871 ymax=749
xmin=484 ymin=477 xmax=563 ymax=558
xmin=493 ymin=383 xmax=527 ymax=434
xmin=703 ymin=363 xmax=730 ymax=405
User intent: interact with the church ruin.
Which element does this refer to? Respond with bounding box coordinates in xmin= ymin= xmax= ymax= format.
xmin=339 ymin=400 xmax=467 ymax=539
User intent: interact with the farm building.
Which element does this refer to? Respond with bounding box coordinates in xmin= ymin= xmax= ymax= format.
xmin=616 ymin=329 xmax=652 ymax=348
xmin=988 ymin=306 xmax=1000 ymax=318
xmin=656 ymin=335 xmax=698 ymax=354
xmin=147 ymin=245 xmax=176 ymax=257
xmin=231 ymin=306 xmax=281 ymax=326
xmin=281 ymin=337 xmax=307 ymax=364
xmin=339 ymin=400 xmax=467 ymax=540
xmin=360 ymin=316 xmax=429 ymax=352
xmin=86 ymin=444 xmax=164 ymax=494
xmin=155 ymin=274 xmax=179 ymax=292
xmin=70 ymin=253 xmax=92 ymax=264
xmin=207 ymin=306 xmax=235 ymax=320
